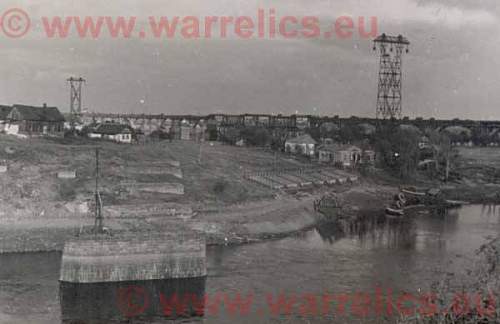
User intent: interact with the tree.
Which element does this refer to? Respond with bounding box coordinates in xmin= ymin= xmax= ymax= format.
xmin=240 ymin=127 xmax=271 ymax=146
xmin=221 ymin=127 xmax=241 ymax=145
xmin=270 ymin=129 xmax=288 ymax=151
xmin=306 ymin=127 xmax=321 ymax=142
xmin=374 ymin=123 xmax=420 ymax=180
xmin=207 ymin=125 xmax=218 ymax=141
xmin=339 ymin=124 xmax=364 ymax=143
xmin=427 ymin=130 xmax=457 ymax=181
xmin=319 ymin=122 xmax=339 ymax=139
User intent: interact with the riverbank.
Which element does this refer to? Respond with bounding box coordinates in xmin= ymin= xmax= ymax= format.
xmin=6 ymin=137 xmax=495 ymax=254
xmin=0 ymin=181 xmax=397 ymax=253
xmin=0 ymin=177 xmax=493 ymax=254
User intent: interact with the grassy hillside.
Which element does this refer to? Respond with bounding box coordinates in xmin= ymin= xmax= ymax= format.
xmin=0 ymin=135 xmax=311 ymax=218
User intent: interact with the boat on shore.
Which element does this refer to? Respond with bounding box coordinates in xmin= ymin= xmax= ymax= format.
xmin=401 ymin=189 xmax=426 ymax=197
xmin=401 ymin=187 xmax=468 ymax=209
xmin=444 ymin=199 xmax=468 ymax=208
xmin=385 ymin=207 xmax=405 ymax=216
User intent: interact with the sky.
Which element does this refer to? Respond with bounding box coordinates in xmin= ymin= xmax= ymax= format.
xmin=0 ymin=0 xmax=499 ymax=119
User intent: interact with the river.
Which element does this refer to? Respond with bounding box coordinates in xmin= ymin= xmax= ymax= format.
xmin=1 ymin=204 xmax=499 ymax=324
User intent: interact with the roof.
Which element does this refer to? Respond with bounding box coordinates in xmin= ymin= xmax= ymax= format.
xmin=7 ymin=104 xmax=65 ymax=122
xmin=374 ymin=34 xmax=410 ymax=45
xmin=92 ymin=123 xmax=132 ymax=135
xmin=319 ymin=144 xmax=362 ymax=153
xmin=0 ymin=105 xmax=12 ymax=120
xmin=286 ymin=134 xmax=317 ymax=145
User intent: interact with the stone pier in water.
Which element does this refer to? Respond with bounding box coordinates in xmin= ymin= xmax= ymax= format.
xmin=59 ymin=231 xmax=207 ymax=322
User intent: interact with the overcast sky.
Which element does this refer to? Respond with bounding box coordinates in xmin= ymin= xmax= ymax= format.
xmin=1 ymin=0 xmax=499 ymax=119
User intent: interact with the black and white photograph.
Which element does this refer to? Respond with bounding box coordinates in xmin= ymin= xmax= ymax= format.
xmin=0 ymin=1 xmax=499 ymax=323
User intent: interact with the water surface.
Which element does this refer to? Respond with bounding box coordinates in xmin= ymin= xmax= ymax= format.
xmin=1 ymin=204 xmax=499 ymax=323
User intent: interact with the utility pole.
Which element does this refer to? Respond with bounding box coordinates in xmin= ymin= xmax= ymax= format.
xmin=274 ymin=151 xmax=281 ymax=174
xmin=94 ymin=147 xmax=103 ymax=234
xmin=198 ymin=142 xmax=203 ymax=164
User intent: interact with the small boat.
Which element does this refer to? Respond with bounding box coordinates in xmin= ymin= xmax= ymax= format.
xmin=401 ymin=189 xmax=426 ymax=197
xmin=385 ymin=207 xmax=405 ymax=216
xmin=444 ymin=200 xmax=468 ymax=208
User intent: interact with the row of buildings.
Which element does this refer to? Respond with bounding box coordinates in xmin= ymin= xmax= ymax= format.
xmin=0 ymin=104 xmax=375 ymax=169
xmin=285 ymin=134 xmax=375 ymax=167
xmin=0 ymin=103 xmax=209 ymax=143
xmin=84 ymin=119 xmax=208 ymax=143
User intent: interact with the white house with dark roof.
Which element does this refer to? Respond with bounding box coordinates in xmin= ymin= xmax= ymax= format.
xmin=318 ymin=144 xmax=363 ymax=167
xmin=285 ymin=134 xmax=317 ymax=156
xmin=88 ymin=123 xmax=133 ymax=143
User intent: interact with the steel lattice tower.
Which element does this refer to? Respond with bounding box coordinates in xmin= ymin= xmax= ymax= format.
xmin=67 ymin=77 xmax=86 ymax=126
xmin=373 ymin=34 xmax=410 ymax=119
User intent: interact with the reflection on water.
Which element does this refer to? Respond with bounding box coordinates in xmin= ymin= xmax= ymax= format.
xmin=316 ymin=209 xmax=464 ymax=250
xmin=0 ymin=205 xmax=499 ymax=324
xmin=203 ymin=204 xmax=500 ymax=323
xmin=60 ymin=278 xmax=206 ymax=324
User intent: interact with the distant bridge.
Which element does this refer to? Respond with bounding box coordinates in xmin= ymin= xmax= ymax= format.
xmin=80 ymin=112 xmax=500 ymax=136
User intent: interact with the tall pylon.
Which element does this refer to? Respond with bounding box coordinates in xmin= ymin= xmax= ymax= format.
xmin=373 ymin=34 xmax=410 ymax=119
xmin=68 ymin=77 xmax=86 ymax=127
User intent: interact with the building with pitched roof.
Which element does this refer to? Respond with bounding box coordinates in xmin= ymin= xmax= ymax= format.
xmin=318 ymin=144 xmax=363 ymax=167
xmin=2 ymin=104 xmax=65 ymax=137
xmin=0 ymin=105 xmax=13 ymax=132
xmin=88 ymin=123 xmax=133 ymax=143
xmin=284 ymin=134 xmax=317 ymax=156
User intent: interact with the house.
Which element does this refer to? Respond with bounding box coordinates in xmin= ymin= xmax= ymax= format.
xmin=88 ymin=123 xmax=134 ymax=143
xmin=192 ymin=120 xmax=207 ymax=142
xmin=285 ymin=134 xmax=317 ymax=156
xmin=0 ymin=105 xmax=12 ymax=132
xmin=180 ymin=120 xmax=191 ymax=140
xmin=318 ymin=144 xmax=362 ymax=167
xmin=362 ymin=149 xmax=376 ymax=165
xmin=3 ymin=104 xmax=65 ymax=137
xmin=177 ymin=119 xmax=207 ymax=142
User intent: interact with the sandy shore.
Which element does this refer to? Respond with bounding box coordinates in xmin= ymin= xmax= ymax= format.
xmin=0 ymin=181 xmax=398 ymax=253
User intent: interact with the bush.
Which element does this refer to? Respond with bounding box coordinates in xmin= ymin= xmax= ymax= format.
xmin=213 ymin=179 xmax=228 ymax=195
xmin=240 ymin=127 xmax=271 ymax=146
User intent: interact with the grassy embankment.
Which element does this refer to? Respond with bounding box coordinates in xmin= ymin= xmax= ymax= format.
xmin=440 ymin=147 xmax=500 ymax=203
xmin=3 ymin=137 xmax=498 ymax=253
xmin=1 ymin=135 xmax=381 ymax=252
